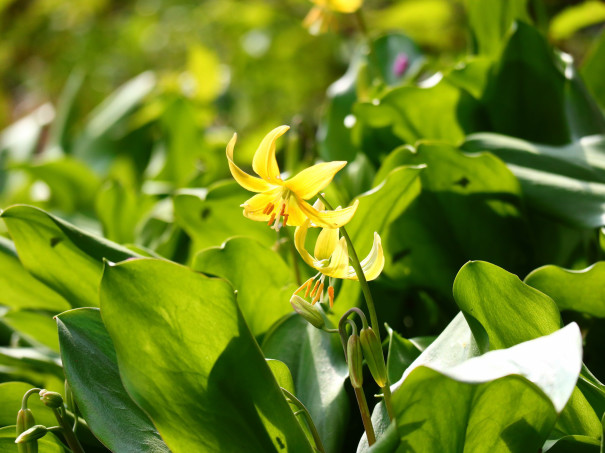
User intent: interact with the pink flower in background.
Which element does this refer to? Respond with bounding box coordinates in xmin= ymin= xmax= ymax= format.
xmin=393 ymin=53 xmax=409 ymax=78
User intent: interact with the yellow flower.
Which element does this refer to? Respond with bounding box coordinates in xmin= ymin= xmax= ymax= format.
xmin=303 ymin=0 xmax=362 ymax=34
xmin=311 ymin=0 xmax=362 ymax=14
xmin=226 ymin=125 xmax=358 ymax=230
xmin=293 ymin=201 xmax=384 ymax=306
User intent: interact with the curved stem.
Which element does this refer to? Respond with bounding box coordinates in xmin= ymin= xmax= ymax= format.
xmin=281 ymin=388 xmax=326 ymax=453
xmin=21 ymin=388 xmax=42 ymax=409
xmin=317 ymin=194 xmax=380 ymax=335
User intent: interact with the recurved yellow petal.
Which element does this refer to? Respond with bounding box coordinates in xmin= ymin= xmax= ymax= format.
xmin=349 ymin=232 xmax=384 ymax=281
xmin=285 ymin=161 xmax=347 ymax=200
xmin=252 ymin=125 xmax=290 ymax=184
xmin=294 ymin=220 xmax=317 ymax=269
xmin=298 ymin=198 xmax=359 ymax=229
xmin=314 ymin=227 xmax=339 ymax=261
xmin=226 ymin=134 xmax=273 ymax=193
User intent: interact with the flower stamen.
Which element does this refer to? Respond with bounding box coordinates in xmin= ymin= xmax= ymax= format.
xmin=328 ymin=286 xmax=335 ymax=308
xmin=312 ymin=282 xmax=324 ymax=304
xmin=268 ymin=212 xmax=276 ymax=226
xmin=294 ymin=278 xmax=314 ymax=296
xmin=263 ymin=203 xmax=274 ymax=215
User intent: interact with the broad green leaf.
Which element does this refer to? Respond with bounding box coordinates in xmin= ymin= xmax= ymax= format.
xmin=354 ymin=77 xmax=480 ymax=147
xmin=385 ymin=325 xmax=421 ymax=384
xmin=0 ymin=237 xmax=69 ymax=311
xmin=359 ymin=312 xmax=487 ymax=451
xmin=56 ymin=308 xmax=169 ymax=453
xmin=173 ymin=182 xmax=274 ymax=256
xmin=544 ymin=435 xmax=601 ymax=452
xmin=453 ymin=261 xmax=602 ymax=437
xmin=0 ymin=205 xmax=138 ymax=307
xmin=0 ymin=425 xmax=65 ymax=453
xmin=0 ymin=347 xmax=62 ymax=377
xmin=2 ymin=311 xmax=60 ymax=353
xmin=463 ymin=133 xmax=605 ymax=228
xmin=17 ymin=157 xmax=100 ymax=213
xmin=0 ymin=382 xmax=57 ymax=427
xmin=333 ymin=165 xmax=422 ymax=315
xmin=481 ymin=21 xmax=605 ymax=145
xmin=266 ymin=359 xmax=295 ymax=396
xmin=263 ymin=315 xmax=349 ymax=453
xmin=74 ymin=71 xmax=156 ymax=168
xmin=582 ymin=31 xmax=605 ymax=109
xmin=370 ymin=324 xmax=583 ymax=453
xmin=465 ymin=0 xmax=530 ymax=56
xmin=95 ymin=179 xmax=154 ymax=244
xmin=525 ymin=262 xmax=605 ymax=317
xmin=194 ymin=237 xmax=297 ymax=337
xmin=319 ymin=33 xmax=424 ymax=162
xmin=100 ymin=258 xmax=312 ymax=453
xmin=379 ymin=143 xmax=529 ymax=298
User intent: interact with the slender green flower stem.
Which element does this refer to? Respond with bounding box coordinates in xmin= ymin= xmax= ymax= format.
xmin=21 ymin=388 xmax=42 ymax=408
xmin=281 ymin=388 xmax=326 ymax=453
xmin=354 ymin=387 xmax=376 ymax=446
xmin=52 ymin=408 xmax=85 ymax=453
xmin=382 ymin=384 xmax=395 ymax=421
xmin=318 ymin=194 xmax=395 ymax=421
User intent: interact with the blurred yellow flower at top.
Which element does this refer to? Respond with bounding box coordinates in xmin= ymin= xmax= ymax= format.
xmin=226 ymin=126 xmax=359 ymax=230
xmin=310 ymin=0 xmax=362 ymax=13
xmin=304 ymin=0 xmax=362 ymax=34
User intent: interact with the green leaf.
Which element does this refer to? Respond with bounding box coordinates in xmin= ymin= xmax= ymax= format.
xmin=100 ymin=258 xmax=312 ymax=452
xmin=332 ymin=165 xmax=422 ymax=314
xmin=453 ymin=261 xmax=602 ymax=437
xmin=318 ymin=33 xmax=424 ymax=162
xmin=0 ymin=425 xmax=66 ymax=453
xmin=56 ymin=308 xmax=169 ymax=453
xmin=372 ymin=324 xmax=583 ymax=453
xmin=0 ymin=237 xmax=69 ymax=312
xmin=481 ymin=21 xmax=605 ymax=145
xmin=525 ymin=262 xmax=605 ymax=318
xmin=0 ymin=382 xmax=57 ymax=428
xmin=465 ymin=0 xmax=530 ymax=56
xmin=173 ymin=182 xmax=275 ymax=256
xmin=359 ymin=312 xmax=486 ymax=451
xmin=95 ymin=180 xmax=154 ymax=244
xmin=74 ymin=71 xmax=156 ymax=169
xmin=463 ymin=133 xmax=605 ymax=228
xmin=17 ymin=157 xmax=100 ymax=213
xmin=194 ymin=237 xmax=296 ymax=337
xmin=266 ymin=359 xmax=295 ymax=396
xmin=385 ymin=325 xmax=422 ymax=384
xmin=0 ymin=205 xmax=138 ymax=307
xmin=2 ymin=311 xmax=60 ymax=353
xmin=544 ymin=435 xmax=601 ymax=452
xmin=582 ymin=31 xmax=605 ymax=109
xmin=263 ymin=315 xmax=349 ymax=453
xmin=355 ymin=78 xmax=480 ymax=147
xmin=379 ymin=143 xmax=529 ymax=298
xmin=550 ymin=1 xmax=605 ymax=41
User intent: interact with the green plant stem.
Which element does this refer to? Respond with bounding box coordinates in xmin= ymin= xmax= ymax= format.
xmin=354 ymin=387 xmax=376 ymax=446
xmin=317 ymin=194 xmax=379 ymax=334
xmin=52 ymin=408 xmax=85 ymax=453
xmin=282 ymin=227 xmax=302 ymax=285
xmin=382 ymin=384 xmax=395 ymax=421
xmin=319 ymin=194 xmax=396 ymax=421
xmin=281 ymin=388 xmax=326 ymax=453
xmin=21 ymin=388 xmax=42 ymax=409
